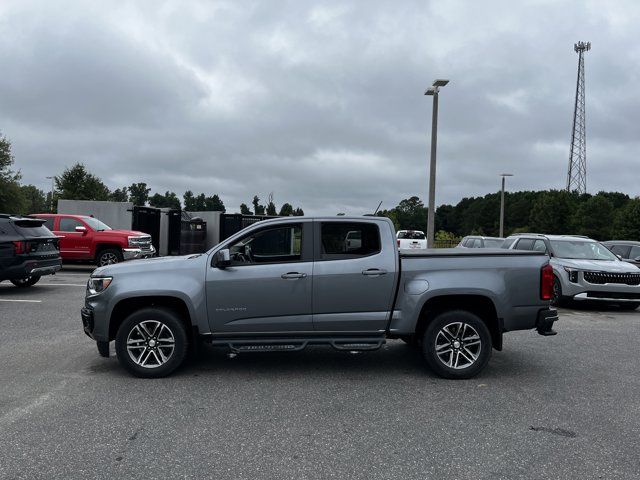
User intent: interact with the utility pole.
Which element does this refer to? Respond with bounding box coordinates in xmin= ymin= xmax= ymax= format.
xmin=424 ymin=79 xmax=449 ymax=248
xmin=499 ymin=173 xmax=513 ymax=238
xmin=567 ymin=41 xmax=590 ymax=194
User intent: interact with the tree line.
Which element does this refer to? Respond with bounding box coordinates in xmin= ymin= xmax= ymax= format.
xmin=0 ymin=134 xmax=304 ymax=216
xmin=377 ymin=190 xmax=640 ymax=241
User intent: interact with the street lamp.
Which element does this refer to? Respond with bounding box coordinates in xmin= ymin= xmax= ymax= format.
xmin=424 ymin=79 xmax=449 ymax=248
xmin=499 ymin=173 xmax=514 ymax=238
xmin=46 ymin=176 xmax=54 ymax=212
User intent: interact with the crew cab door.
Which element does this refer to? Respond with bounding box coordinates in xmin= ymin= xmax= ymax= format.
xmin=312 ymin=220 xmax=397 ymax=332
xmin=55 ymin=217 xmax=92 ymax=259
xmin=206 ymin=221 xmax=314 ymax=333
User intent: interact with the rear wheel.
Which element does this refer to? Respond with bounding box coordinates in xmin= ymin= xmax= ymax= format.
xmin=422 ymin=310 xmax=492 ymax=379
xmin=10 ymin=275 xmax=41 ymax=288
xmin=115 ymin=307 xmax=188 ymax=378
xmin=96 ymin=248 xmax=123 ymax=267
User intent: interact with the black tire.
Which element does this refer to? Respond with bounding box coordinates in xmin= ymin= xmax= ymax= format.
xmin=619 ymin=302 xmax=639 ymax=311
xmin=96 ymin=248 xmax=123 ymax=267
xmin=551 ymin=277 xmax=569 ymax=307
xmin=10 ymin=275 xmax=41 ymax=288
xmin=115 ymin=307 xmax=189 ymax=378
xmin=421 ymin=310 xmax=492 ymax=379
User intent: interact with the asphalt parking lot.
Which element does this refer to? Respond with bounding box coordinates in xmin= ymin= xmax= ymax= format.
xmin=1 ymin=269 xmax=639 ymax=480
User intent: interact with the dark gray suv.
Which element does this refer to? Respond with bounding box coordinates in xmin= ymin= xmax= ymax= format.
xmin=603 ymin=241 xmax=640 ymax=267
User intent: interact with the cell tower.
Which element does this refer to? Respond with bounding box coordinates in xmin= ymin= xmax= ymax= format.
xmin=566 ymin=41 xmax=590 ymax=194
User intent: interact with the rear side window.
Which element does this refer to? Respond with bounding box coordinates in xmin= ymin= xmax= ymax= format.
xmin=501 ymin=238 xmax=516 ymax=249
xmin=321 ymin=222 xmax=380 ymax=259
xmin=629 ymin=246 xmax=640 ymax=260
xmin=515 ymin=238 xmax=534 ymax=250
xmin=471 ymin=238 xmax=482 ymax=248
xmin=59 ymin=218 xmax=84 ymax=232
xmin=608 ymin=244 xmax=631 ymax=258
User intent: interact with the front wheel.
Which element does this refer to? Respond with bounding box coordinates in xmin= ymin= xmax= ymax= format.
xmin=10 ymin=275 xmax=41 ymax=288
xmin=115 ymin=308 xmax=189 ymax=378
xmin=96 ymin=248 xmax=123 ymax=267
xmin=422 ymin=310 xmax=492 ymax=379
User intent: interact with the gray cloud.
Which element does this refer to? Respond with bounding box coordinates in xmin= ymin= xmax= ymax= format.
xmin=1 ymin=0 xmax=639 ymax=215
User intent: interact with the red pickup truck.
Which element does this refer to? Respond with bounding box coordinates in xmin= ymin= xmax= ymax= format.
xmin=32 ymin=214 xmax=155 ymax=266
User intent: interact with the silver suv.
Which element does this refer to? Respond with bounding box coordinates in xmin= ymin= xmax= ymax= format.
xmin=503 ymin=234 xmax=640 ymax=310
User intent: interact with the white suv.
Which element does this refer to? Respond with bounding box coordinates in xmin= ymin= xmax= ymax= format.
xmin=503 ymin=234 xmax=640 ymax=309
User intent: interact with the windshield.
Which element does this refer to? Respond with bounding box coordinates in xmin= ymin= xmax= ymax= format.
xmin=398 ymin=231 xmax=426 ymax=240
xmin=484 ymin=239 xmax=504 ymax=248
xmin=83 ymin=217 xmax=112 ymax=231
xmin=549 ymin=240 xmax=617 ymax=261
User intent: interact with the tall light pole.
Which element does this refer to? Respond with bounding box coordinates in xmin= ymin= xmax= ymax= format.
xmin=499 ymin=173 xmax=513 ymax=238
xmin=424 ymin=79 xmax=449 ymax=248
xmin=46 ymin=176 xmax=54 ymax=212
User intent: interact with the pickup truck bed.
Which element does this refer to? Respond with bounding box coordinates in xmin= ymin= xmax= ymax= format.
xmin=81 ymin=216 xmax=557 ymax=379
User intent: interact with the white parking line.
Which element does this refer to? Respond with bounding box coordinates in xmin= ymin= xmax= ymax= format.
xmin=0 ymin=299 xmax=42 ymax=303
xmin=41 ymin=283 xmax=87 ymax=287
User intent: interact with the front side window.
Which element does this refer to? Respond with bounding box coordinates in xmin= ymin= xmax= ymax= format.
xmin=321 ymin=222 xmax=380 ymax=259
xmin=83 ymin=217 xmax=112 ymax=231
xmin=229 ymin=224 xmax=302 ymax=265
xmin=59 ymin=218 xmax=84 ymax=232
xmin=532 ymin=239 xmax=548 ymax=253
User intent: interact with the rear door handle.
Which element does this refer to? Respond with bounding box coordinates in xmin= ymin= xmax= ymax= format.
xmin=281 ymin=272 xmax=307 ymax=279
xmin=362 ymin=268 xmax=387 ymax=276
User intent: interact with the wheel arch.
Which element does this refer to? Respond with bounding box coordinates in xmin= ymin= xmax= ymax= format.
xmin=95 ymin=243 xmax=124 ymax=260
xmin=109 ymin=295 xmax=197 ymax=342
xmin=415 ymin=294 xmax=502 ymax=351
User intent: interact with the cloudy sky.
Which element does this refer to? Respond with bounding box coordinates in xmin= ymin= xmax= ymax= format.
xmin=1 ymin=0 xmax=639 ymax=215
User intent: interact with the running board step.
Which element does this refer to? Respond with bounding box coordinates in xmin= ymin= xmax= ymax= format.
xmin=229 ymin=342 xmax=307 ymax=353
xmin=330 ymin=340 xmax=385 ymax=351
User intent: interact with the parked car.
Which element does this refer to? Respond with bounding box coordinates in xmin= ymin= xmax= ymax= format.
xmin=0 ymin=214 xmax=61 ymax=287
xmin=31 ymin=214 xmax=155 ymax=266
xmin=503 ymin=233 xmax=640 ymax=309
xmin=603 ymin=241 xmax=640 ymax=267
xmin=397 ymin=230 xmax=427 ymax=249
xmin=81 ymin=216 xmax=557 ymax=379
xmin=458 ymin=236 xmax=505 ymax=248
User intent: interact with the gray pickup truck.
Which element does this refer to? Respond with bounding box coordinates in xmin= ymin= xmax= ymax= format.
xmin=81 ymin=216 xmax=558 ymax=379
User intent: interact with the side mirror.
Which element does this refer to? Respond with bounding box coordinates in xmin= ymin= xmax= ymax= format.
xmin=75 ymin=226 xmax=87 ymax=234
xmin=213 ymin=249 xmax=231 ymax=269
xmin=616 ymin=254 xmax=622 ymax=260
xmin=635 ymin=256 xmax=640 ymax=262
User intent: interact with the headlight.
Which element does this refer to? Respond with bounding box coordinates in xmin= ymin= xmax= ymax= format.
xmin=87 ymin=276 xmax=113 ymax=295
xmin=563 ymin=267 xmax=579 ymax=283
xmin=128 ymin=236 xmax=138 ymax=247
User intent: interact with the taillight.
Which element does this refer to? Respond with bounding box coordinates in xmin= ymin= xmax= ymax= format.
xmin=13 ymin=241 xmax=31 ymax=254
xmin=397 ymin=239 xmax=401 ymax=247
xmin=540 ymin=263 xmax=554 ymax=300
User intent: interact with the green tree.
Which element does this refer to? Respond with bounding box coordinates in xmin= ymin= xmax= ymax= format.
xmin=252 ymin=195 xmax=265 ymax=215
xmin=0 ymin=134 xmax=25 ymax=214
xmin=240 ymin=203 xmax=252 ymax=214
xmin=293 ymin=207 xmax=304 ymax=216
xmin=613 ymin=198 xmax=640 ymax=240
xmin=529 ymin=190 xmax=576 ymax=234
xmin=109 ymin=187 xmax=129 ymax=202
xmin=20 ymin=185 xmax=47 ymax=214
xmin=149 ymin=191 xmax=181 ymax=209
xmin=183 ymin=190 xmax=196 ymax=211
xmin=55 ymin=163 xmax=110 ymax=201
xmin=128 ymin=182 xmax=150 ymax=206
xmin=204 ymin=194 xmax=225 ymax=212
xmin=279 ymin=203 xmax=293 ymax=216
xmin=571 ymin=195 xmax=614 ymax=240
xmin=266 ymin=201 xmax=277 ymax=216
xmin=393 ymin=196 xmax=428 ymax=231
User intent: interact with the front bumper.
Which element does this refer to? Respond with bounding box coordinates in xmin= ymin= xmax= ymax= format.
xmin=559 ymin=269 xmax=640 ymax=303
xmin=573 ymin=292 xmax=640 ymax=303
xmin=81 ymin=306 xmax=95 ymax=338
xmin=123 ymin=245 xmax=156 ymax=261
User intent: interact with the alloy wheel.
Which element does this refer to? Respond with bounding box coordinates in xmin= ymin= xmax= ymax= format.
xmin=126 ymin=320 xmax=176 ymax=368
xmin=434 ymin=322 xmax=482 ymax=369
xmin=99 ymin=252 xmax=119 ymax=266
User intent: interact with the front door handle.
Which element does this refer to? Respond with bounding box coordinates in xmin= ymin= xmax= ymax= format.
xmin=281 ymin=272 xmax=307 ymax=279
xmin=362 ymin=268 xmax=387 ymax=276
